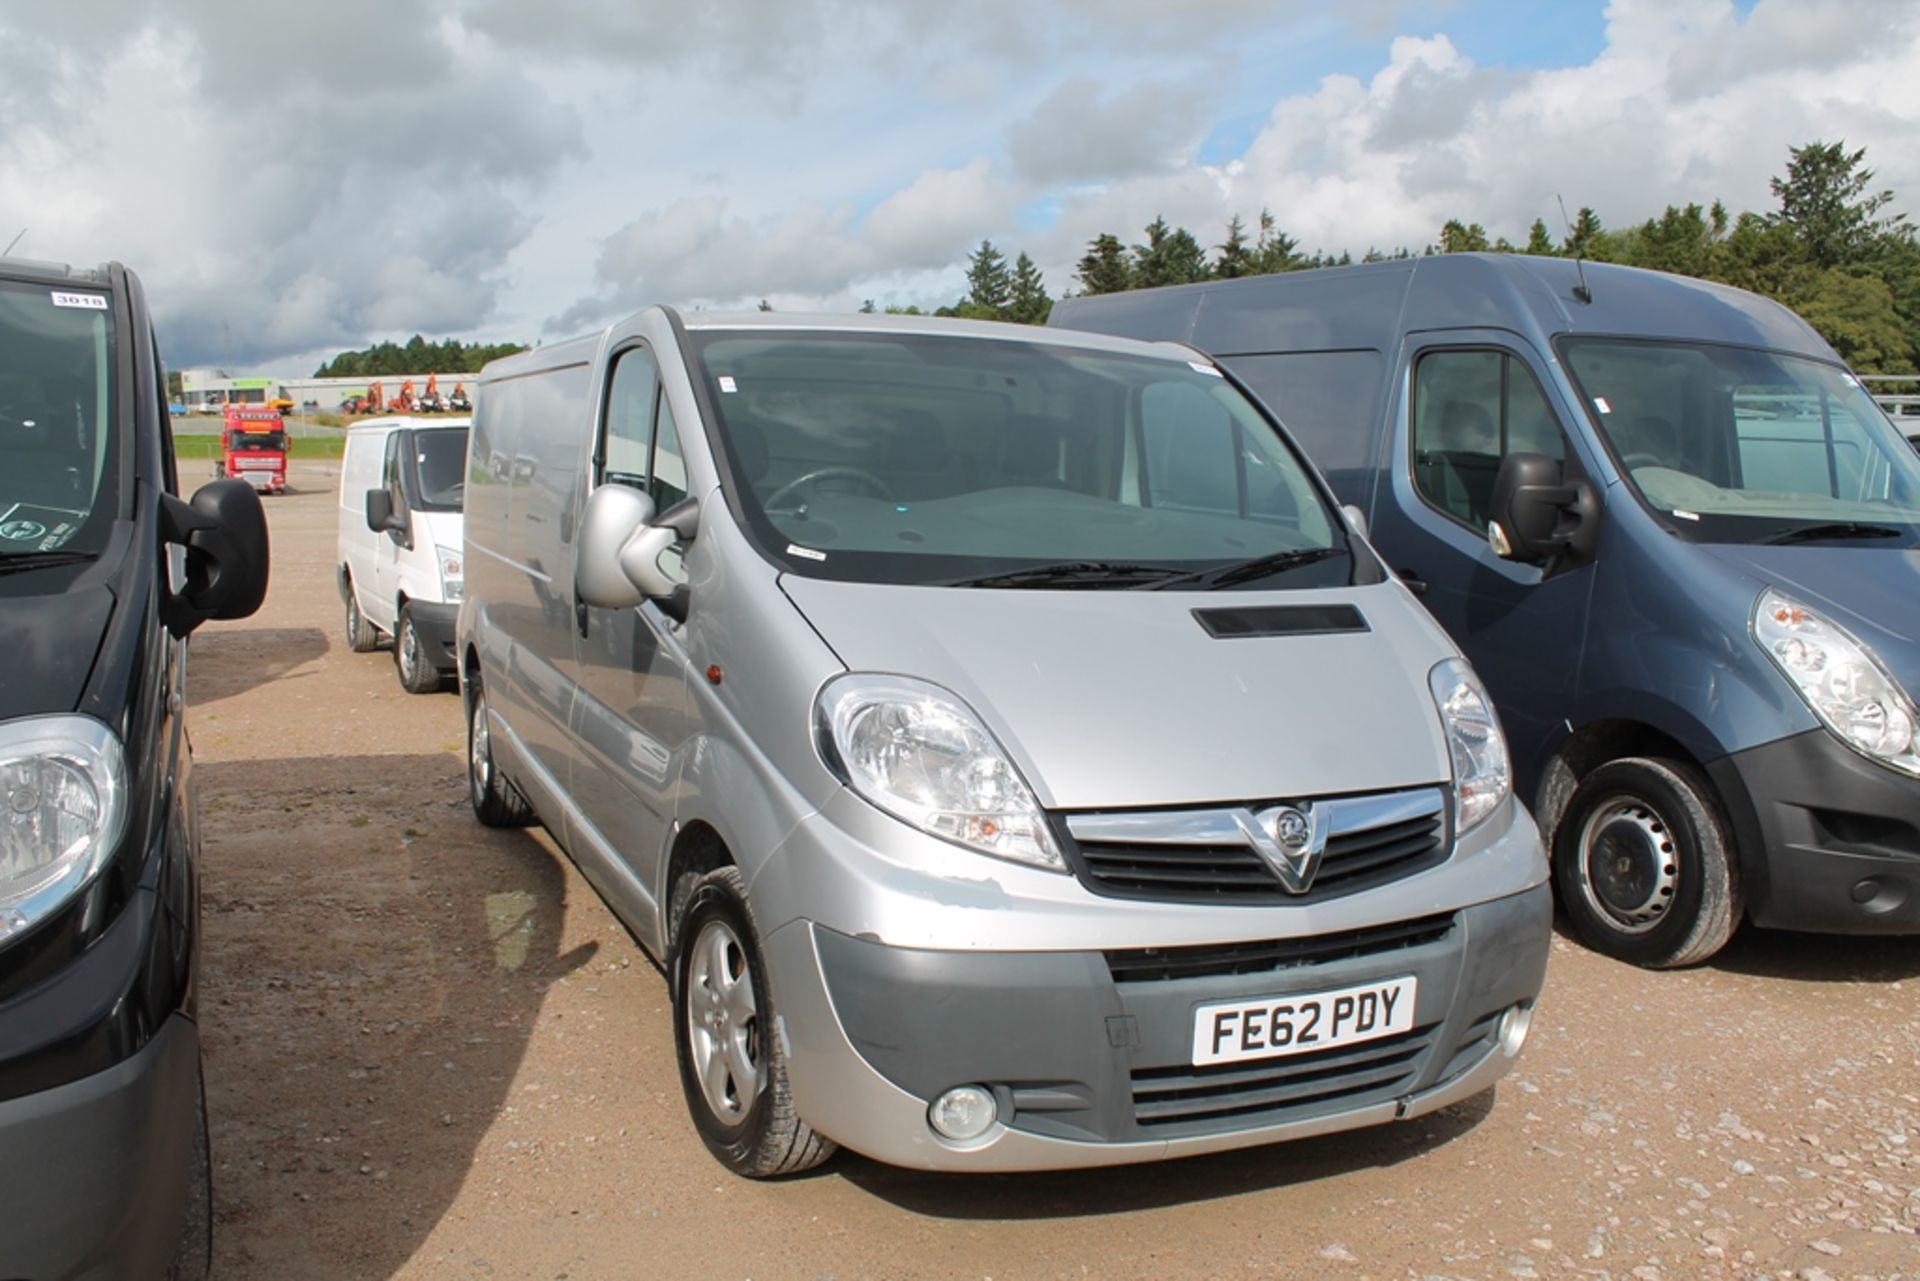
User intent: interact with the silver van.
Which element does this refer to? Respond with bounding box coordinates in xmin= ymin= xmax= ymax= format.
xmin=456 ymin=310 xmax=1550 ymax=1175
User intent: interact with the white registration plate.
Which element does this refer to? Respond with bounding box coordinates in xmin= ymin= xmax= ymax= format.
xmin=1191 ymin=976 xmax=1416 ymax=1067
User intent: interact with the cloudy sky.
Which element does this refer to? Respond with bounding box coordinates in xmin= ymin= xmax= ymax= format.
xmin=3 ymin=0 xmax=1917 ymax=374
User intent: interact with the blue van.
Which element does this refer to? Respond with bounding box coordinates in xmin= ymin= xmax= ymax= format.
xmin=1054 ymin=254 xmax=1920 ymax=967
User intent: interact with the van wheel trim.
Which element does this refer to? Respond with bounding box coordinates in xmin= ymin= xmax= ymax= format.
xmin=469 ymin=693 xmax=491 ymax=804
xmin=398 ymin=617 xmax=422 ymax=681
xmin=684 ymin=917 xmax=762 ymax=1125
xmin=1575 ymin=799 xmax=1675 ymax=933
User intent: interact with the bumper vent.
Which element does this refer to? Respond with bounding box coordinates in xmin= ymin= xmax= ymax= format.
xmin=1130 ymin=1024 xmax=1438 ymax=1130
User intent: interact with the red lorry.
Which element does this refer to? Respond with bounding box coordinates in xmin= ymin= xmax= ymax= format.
xmin=218 ymin=405 xmax=290 ymax=494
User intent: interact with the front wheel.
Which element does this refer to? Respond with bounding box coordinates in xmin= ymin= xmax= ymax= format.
xmin=1553 ymin=756 xmax=1741 ymax=968
xmin=672 ymin=866 xmax=834 ymax=1177
xmin=393 ymin=605 xmax=442 ymax=694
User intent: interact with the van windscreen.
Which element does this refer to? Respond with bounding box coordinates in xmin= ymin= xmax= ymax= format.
xmin=1562 ymin=338 xmax=1920 ymax=546
xmin=0 ymin=279 xmax=119 ymax=557
xmin=689 ymin=330 xmax=1356 ymax=589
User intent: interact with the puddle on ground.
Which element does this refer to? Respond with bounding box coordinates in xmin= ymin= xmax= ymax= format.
xmin=485 ymin=891 xmax=538 ymax=971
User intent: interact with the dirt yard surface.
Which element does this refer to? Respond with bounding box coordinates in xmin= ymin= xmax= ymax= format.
xmin=190 ymin=461 xmax=1919 ymax=1280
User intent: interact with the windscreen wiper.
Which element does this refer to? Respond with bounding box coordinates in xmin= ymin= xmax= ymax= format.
xmin=1761 ymin=522 xmax=1907 ymax=546
xmin=0 ymin=550 xmax=96 ymax=575
xmin=1148 ymin=546 xmax=1349 ymax=590
xmin=943 ymin=560 xmax=1186 ymax=589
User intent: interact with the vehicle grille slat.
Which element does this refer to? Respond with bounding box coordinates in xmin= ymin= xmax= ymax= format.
xmin=1105 ymin=912 xmax=1455 ymax=984
xmin=1129 ymin=1024 xmax=1438 ymax=1129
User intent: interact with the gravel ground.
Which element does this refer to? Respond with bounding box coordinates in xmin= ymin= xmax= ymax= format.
xmin=188 ymin=461 xmax=1920 ymax=1280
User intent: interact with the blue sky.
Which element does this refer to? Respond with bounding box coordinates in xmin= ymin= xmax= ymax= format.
xmin=0 ymin=0 xmax=1910 ymax=372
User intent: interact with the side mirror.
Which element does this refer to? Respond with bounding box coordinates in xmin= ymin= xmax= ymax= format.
xmin=577 ymin=483 xmax=656 ymax=609
xmin=364 ymin=489 xmax=396 ymax=533
xmin=1488 ymin=452 xmax=1600 ymax=567
xmin=160 ymin=478 xmax=271 ymax=637
xmin=621 ymin=497 xmax=700 ymax=623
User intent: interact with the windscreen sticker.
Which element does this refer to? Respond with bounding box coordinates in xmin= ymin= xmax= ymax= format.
xmin=1671 ymin=508 xmax=1702 ymax=522
xmin=717 ymin=376 xmax=738 ymax=394
xmin=49 ymin=291 xmax=108 ymax=310
xmin=1188 ymin=361 xmax=1223 ymax=377
xmin=784 ymin=543 xmax=827 ymax=561
xmin=1842 ymin=372 xmax=1861 ymax=388
xmin=0 ymin=503 xmax=83 ymax=550
xmin=1593 ymin=396 xmax=1613 ymax=414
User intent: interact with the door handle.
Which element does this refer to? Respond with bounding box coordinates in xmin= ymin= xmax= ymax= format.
xmin=1396 ymin=568 xmax=1428 ymax=595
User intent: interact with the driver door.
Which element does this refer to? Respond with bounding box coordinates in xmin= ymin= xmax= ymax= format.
xmin=370 ymin=429 xmax=408 ymax=634
xmin=568 ymin=343 xmax=692 ymax=890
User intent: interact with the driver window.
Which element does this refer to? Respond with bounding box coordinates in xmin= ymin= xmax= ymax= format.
xmin=602 ymin=347 xmax=658 ymax=488
xmin=382 ymin=431 xmax=406 ymax=516
xmin=1413 ymin=349 xmax=1565 ymax=531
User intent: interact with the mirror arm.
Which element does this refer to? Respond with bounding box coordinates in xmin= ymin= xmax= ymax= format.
xmin=158 ymin=491 xmax=238 ymax=637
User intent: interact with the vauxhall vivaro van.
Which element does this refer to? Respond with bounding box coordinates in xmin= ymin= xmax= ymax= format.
xmin=337 ymin=416 xmax=470 ymax=692
xmin=1055 ymin=255 xmax=1920 ymax=967
xmin=457 ymin=309 xmax=1549 ymax=1175
xmin=0 ymin=257 xmax=269 ymax=1278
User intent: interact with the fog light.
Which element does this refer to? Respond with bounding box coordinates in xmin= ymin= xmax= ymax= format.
xmin=1496 ymin=1002 xmax=1534 ymax=1058
xmin=927 ymin=1085 xmax=998 ymax=1142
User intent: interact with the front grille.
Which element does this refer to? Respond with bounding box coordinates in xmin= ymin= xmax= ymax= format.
xmin=1105 ymin=912 xmax=1455 ymax=984
xmin=1131 ymin=1023 xmax=1438 ymax=1130
xmin=1063 ymin=788 xmax=1449 ymax=905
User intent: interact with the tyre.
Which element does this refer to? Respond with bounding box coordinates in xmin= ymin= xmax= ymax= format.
xmin=672 ymin=866 xmax=834 ymax=1177
xmin=393 ymin=605 xmax=442 ymax=694
xmin=467 ymin=675 xmax=534 ymax=827
xmin=343 ymin=576 xmax=380 ymax=652
xmin=1552 ymin=756 xmax=1741 ymax=968
xmin=165 ymin=1066 xmax=212 ymax=1281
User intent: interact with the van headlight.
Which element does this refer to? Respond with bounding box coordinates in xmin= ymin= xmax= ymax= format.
xmin=1428 ymin=659 xmax=1511 ymax=834
xmin=815 ymin=674 xmax=1064 ymax=871
xmin=0 ymin=717 xmax=128 ymax=943
xmin=436 ymin=545 xmax=464 ymax=602
xmin=1754 ymin=588 xmax=1920 ymax=775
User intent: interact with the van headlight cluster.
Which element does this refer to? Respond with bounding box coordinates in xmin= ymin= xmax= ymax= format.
xmin=815 ymin=674 xmax=1064 ymax=871
xmin=1754 ymin=588 xmax=1920 ymax=775
xmin=1428 ymin=658 xmax=1511 ymax=833
xmin=436 ymin=545 xmax=464 ymax=602
xmin=0 ymin=716 xmax=128 ymax=943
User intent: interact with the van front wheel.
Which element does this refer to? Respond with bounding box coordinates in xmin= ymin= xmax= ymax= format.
xmin=343 ymin=578 xmax=380 ymax=653
xmin=467 ymin=677 xmax=534 ymax=828
xmin=672 ymin=866 xmax=834 ymax=1177
xmin=1553 ymin=756 xmax=1740 ymax=969
xmin=394 ymin=606 xmax=442 ymax=693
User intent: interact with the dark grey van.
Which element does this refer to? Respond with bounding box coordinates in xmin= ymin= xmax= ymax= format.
xmin=1056 ymin=255 xmax=1920 ymax=966
xmin=0 ymin=257 xmax=268 ymax=1277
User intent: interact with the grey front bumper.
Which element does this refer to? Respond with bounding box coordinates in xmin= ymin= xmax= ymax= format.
xmin=769 ymin=883 xmax=1551 ymax=1171
xmin=0 ymin=1013 xmax=201 ymax=1280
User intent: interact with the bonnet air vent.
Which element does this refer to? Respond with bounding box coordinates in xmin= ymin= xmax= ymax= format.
xmin=1191 ymin=604 xmax=1369 ymax=639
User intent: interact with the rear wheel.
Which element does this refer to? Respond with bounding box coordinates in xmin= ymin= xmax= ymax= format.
xmin=1553 ymin=756 xmax=1740 ymax=968
xmin=672 ymin=866 xmax=834 ymax=1177
xmin=394 ymin=605 xmax=441 ymax=693
xmin=343 ymin=577 xmax=380 ymax=652
xmin=467 ymin=675 xmax=534 ymax=827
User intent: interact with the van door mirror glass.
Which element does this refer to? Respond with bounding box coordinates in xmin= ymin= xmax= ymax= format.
xmin=1489 ymin=451 xmax=1600 ymax=566
xmin=159 ymin=478 xmax=271 ymax=636
xmin=620 ymin=497 xmax=700 ymax=622
xmin=577 ymin=483 xmax=656 ymax=609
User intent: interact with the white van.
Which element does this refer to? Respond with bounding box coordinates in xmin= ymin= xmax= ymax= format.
xmin=336 ymin=416 xmax=470 ymax=692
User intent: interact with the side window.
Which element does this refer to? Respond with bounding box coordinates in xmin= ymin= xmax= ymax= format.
xmin=1412 ymin=350 xmax=1565 ymax=531
xmin=650 ymin=396 xmax=688 ymax=510
xmin=382 ymin=431 xmax=406 ymax=513
xmin=602 ymin=347 xmax=659 ymax=487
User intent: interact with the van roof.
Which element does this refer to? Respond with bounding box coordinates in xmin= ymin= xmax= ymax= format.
xmin=1050 ymin=253 xmax=1839 ymax=365
xmin=344 ymin=416 xmax=472 ymax=433
xmin=479 ymin=307 xmax=1208 ymax=385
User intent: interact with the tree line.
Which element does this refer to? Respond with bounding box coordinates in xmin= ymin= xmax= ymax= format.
xmin=314 ymin=335 xmax=529 ymax=378
xmin=908 ymin=141 xmax=1918 ymax=374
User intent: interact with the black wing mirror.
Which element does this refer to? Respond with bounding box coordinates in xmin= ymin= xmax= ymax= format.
xmin=364 ymin=489 xmax=399 ymax=533
xmin=160 ymin=478 xmax=271 ymax=636
xmin=1488 ymin=452 xmax=1600 ymax=568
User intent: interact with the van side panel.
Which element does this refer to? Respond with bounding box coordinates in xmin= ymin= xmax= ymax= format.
xmin=337 ymin=429 xmax=387 ymax=614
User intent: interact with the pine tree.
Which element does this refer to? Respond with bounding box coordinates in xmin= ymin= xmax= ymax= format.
xmin=1008 ymin=253 xmax=1052 ymax=324
xmin=965 ymin=240 xmax=1014 ymax=314
xmin=1133 ymin=217 xmax=1210 ymax=288
xmin=1769 ymin=140 xmax=1913 ymax=269
xmin=1216 ymin=215 xmax=1254 ymax=278
xmin=1562 ymin=207 xmax=1605 ymax=259
xmin=1525 ymin=219 xmax=1557 ymax=255
xmin=1252 ymin=210 xmax=1300 ymax=274
xmin=1438 ymin=220 xmax=1491 ymax=254
xmin=1075 ymin=233 xmax=1134 ymax=295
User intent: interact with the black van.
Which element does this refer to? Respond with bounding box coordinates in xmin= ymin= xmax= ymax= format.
xmin=0 ymin=258 xmax=268 ymax=1278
